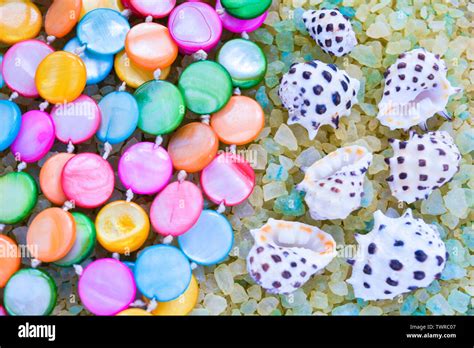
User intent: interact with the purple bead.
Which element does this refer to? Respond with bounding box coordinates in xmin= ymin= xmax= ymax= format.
xmin=215 ymin=0 xmax=267 ymax=34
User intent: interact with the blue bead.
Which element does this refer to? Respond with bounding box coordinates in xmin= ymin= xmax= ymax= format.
xmin=96 ymin=91 xmax=139 ymax=144
xmin=77 ymin=9 xmax=130 ymax=55
xmin=134 ymin=245 xmax=191 ymax=302
xmin=0 ymin=54 xmax=4 ymax=89
xmin=64 ymin=37 xmax=113 ymax=85
xmin=0 ymin=100 xmax=22 ymax=151
xmin=178 ymin=210 xmax=234 ymax=266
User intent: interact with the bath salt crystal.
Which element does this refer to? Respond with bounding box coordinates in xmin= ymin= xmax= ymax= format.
xmin=263 ymin=163 xmax=289 ymax=182
xmin=230 ymin=284 xmax=249 ymax=304
xmin=295 ymin=147 xmax=321 ymax=169
xmin=257 ymin=297 xmax=279 ymax=315
xmin=421 ymin=190 xmax=447 ymax=215
xmin=456 ymin=129 xmax=474 ymax=155
xmin=400 ymin=295 xmax=418 ymax=315
xmin=329 ymin=281 xmax=349 ymax=296
xmin=366 ymin=21 xmax=391 ymax=39
xmin=386 ymin=39 xmax=411 ymax=55
xmin=240 ymin=299 xmax=257 ymax=315
xmin=274 ymin=124 xmax=298 ymax=151
xmin=310 ymin=291 xmax=328 ymax=309
xmin=203 ymin=294 xmax=227 ymax=315
xmin=190 ymin=308 xmax=210 ymax=315
xmin=247 ymin=285 xmax=262 ymax=301
xmin=426 ymin=294 xmax=454 ymax=315
xmin=279 ymin=155 xmax=294 ymax=171
xmin=214 ymin=264 xmax=234 ymax=295
xmin=389 ymin=11 xmax=408 ymax=30
xmin=228 ymin=259 xmax=247 ymax=276
xmin=360 ymin=306 xmax=383 ymax=315
xmin=281 ymin=289 xmax=307 ymax=308
xmin=276 ymin=31 xmax=294 ymax=52
xmin=263 ymin=181 xmax=287 ymax=201
xmin=441 ymin=262 xmax=467 ymax=280
xmin=248 ymin=144 xmax=267 ymax=170
xmin=332 ymin=303 xmax=360 ymax=315
xmin=447 ymin=290 xmax=470 ymax=313
xmin=248 ymin=186 xmax=263 ymax=208
xmin=273 ymin=189 xmax=305 ymax=217
xmin=444 ymin=188 xmax=468 ymax=218
xmin=350 ymin=45 xmax=381 ymax=68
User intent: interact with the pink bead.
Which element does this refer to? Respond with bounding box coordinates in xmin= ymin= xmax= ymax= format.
xmin=201 ymin=152 xmax=255 ymax=206
xmin=215 ymin=0 xmax=267 ymax=34
xmin=128 ymin=0 xmax=175 ymax=18
xmin=51 ymin=95 xmax=101 ymax=145
xmin=11 ymin=110 xmax=55 ymax=163
xmin=168 ymin=2 xmax=222 ymax=55
xmin=118 ymin=142 xmax=172 ymax=195
xmin=78 ymin=258 xmax=136 ymax=316
xmin=2 ymin=40 xmax=54 ymax=97
xmin=62 ymin=153 xmax=115 ymax=209
xmin=150 ymin=181 xmax=203 ymax=237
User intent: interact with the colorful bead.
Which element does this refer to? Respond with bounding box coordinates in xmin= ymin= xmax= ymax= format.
xmin=118 ymin=142 xmax=172 ymax=195
xmin=221 ymin=0 xmax=272 ymax=20
xmin=0 ymin=172 xmax=38 ymax=225
xmin=178 ymin=60 xmax=233 ymax=114
xmin=117 ymin=308 xmax=152 ymax=316
xmin=201 ymin=152 xmax=255 ymax=206
xmin=215 ymin=0 xmax=267 ymax=34
xmin=0 ymin=100 xmax=21 ymax=152
xmin=45 ymin=0 xmax=82 ymax=38
xmin=135 ymin=80 xmax=185 ymax=135
xmin=152 ymin=275 xmax=199 ymax=316
xmin=95 ymin=200 xmax=150 ymax=254
xmin=0 ymin=0 xmax=42 ymax=45
xmin=178 ymin=210 xmax=233 ymax=266
xmin=135 ymin=245 xmax=191 ymax=302
xmin=217 ymin=38 xmax=267 ymax=89
xmin=40 ymin=153 xmax=75 ymax=206
xmin=150 ymin=181 xmax=203 ymax=237
xmin=78 ymin=258 xmax=136 ymax=316
xmin=125 ymin=0 xmax=175 ymax=18
xmin=61 ymin=153 xmax=115 ymax=208
xmin=211 ymin=95 xmax=265 ymax=145
xmin=80 ymin=0 xmax=124 ymax=18
xmin=0 ymin=235 xmax=21 ymax=288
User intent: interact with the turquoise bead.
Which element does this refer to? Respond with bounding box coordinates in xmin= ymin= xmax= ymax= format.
xmin=0 ymin=172 xmax=38 ymax=225
xmin=0 ymin=100 xmax=22 ymax=151
xmin=217 ymin=38 xmax=267 ymax=89
xmin=221 ymin=0 xmax=272 ymax=20
xmin=178 ymin=60 xmax=233 ymax=115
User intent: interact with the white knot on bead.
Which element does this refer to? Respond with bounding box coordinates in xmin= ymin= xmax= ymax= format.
xmin=67 ymin=140 xmax=75 ymax=153
xmin=190 ymin=262 xmax=198 ymax=270
xmin=200 ymin=115 xmax=210 ymax=124
xmin=217 ymin=202 xmax=226 ymax=214
xmin=177 ymin=170 xmax=187 ymax=183
xmin=102 ymin=142 xmax=113 ymax=160
xmin=121 ymin=9 xmax=132 ymax=18
xmin=39 ymin=101 xmax=49 ymax=112
xmin=112 ymin=252 xmax=120 ymax=260
xmin=162 ymin=235 xmax=173 ymax=244
xmin=9 ymin=92 xmax=19 ymax=101
xmin=241 ymin=31 xmax=250 ymax=40
xmin=62 ymin=200 xmax=75 ymax=211
xmin=74 ymin=45 xmax=87 ymax=56
xmin=153 ymin=68 xmax=162 ymax=80
xmin=192 ymin=49 xmax=208 ymax=61
xmin=118 ymin=81 xmax=127 ymax=92
xmin=145 ymin=15 xmax=153 ymax=23
xmin=126 ymin=188 xmax=134 ymax=202
xmin=17 ymin=161 xmax=27 ymax=172
xmin=31 ymin=259 xmax=42 ymax=268
xmin=73 ymin=264 xmax=83 ymax=276
xmin=146 ymin=298 xmax=158 ymax=312
xmin=216 ymin=8 xmax=225 ymax=15
xmin=46 ymin=35 xmax=56 ymax=45
xmin=233 ymin=87 xmax=241 ymax=96
xmin=154 ymin=135 xmax=163 ymax=148
xmin=130 ymin=299 xmax=147 ymax=308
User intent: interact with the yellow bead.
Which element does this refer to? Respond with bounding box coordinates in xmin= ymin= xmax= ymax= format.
xmin=35 ymin=51 xmax=87 ymax=104
xmin=152 ymin=275 xmax=199 ymax=316
xmin=80 ymin=0 xmax=124 ymax=19
xmin=96 ymin=200 xmax=150 ymax=254
xmin=116 ymin=308 xmax=152 ymax=316
xmin=0 ymin=0 xmax=42 ymax=45
xmin=114 ymin=51 xmax=170 ymax=89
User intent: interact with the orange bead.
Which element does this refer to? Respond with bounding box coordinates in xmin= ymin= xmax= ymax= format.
xmin=0 ymin=235 xmax=21 ymax=288
xmin=211 ymin=96 xmax=265 ymax=145
xmin=45 ymin=0 xmax=82 ymax=38
xmin=0 ymin=0 xmax=42 ymax=45
xmin=168 ymin=122 xmax=219 ymax=173
xmin=40 ymin=153 xmax=75 ymax=206
xmin=125 ymin=22 xmax=178 ymax=71
xmin=27 ymin=207 xmax=76 ymax=263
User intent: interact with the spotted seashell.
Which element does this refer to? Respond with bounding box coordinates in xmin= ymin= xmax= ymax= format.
xmin=386 ymin=131 xmax=461 ymax=204
xmin=302 ymin=8 xmax=357 ymax=57
xmin=247 ymin=219 xmax=337 ymax=294
xmin=297 ymin=145 xmax=372 ymax=220
xmin=278 ymin=60 xmax=360 ymax=140
xmin=377 ymin=48 xmax=462 ymax=131
xmin=347 ymin=209 xmax=447 ymax=301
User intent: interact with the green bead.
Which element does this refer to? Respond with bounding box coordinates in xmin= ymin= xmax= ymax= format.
xmin=135 ymin=80 xmax=186 ymax=135
xmin=0 ymin=172 xmax=37 ymax=224
xmin=4 ymin=268 xmax=57 ymax=316
xmin=178 ymin=60 xmax=233 ymax=115
xmin=217 ymin=39 xmax=267 ymax=89
xmin=221 ymin=0 xmax=272 ymax=19
xmin=55 ymin=212 xmax=96 ymax=267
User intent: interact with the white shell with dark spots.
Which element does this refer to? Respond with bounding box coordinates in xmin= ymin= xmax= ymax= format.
xmin=377 ymin=48 xmax=462 ymax=130
xmin=302 ymin=9 xmax=357 ymax=57
xmin=347 ymin=209 xmax=447 ymax=301
xmin=297 ymin=145 xmax=372 ymax=220
xmin=386 ymin=131 xmax=461 ymax=204
xmin=278 ymin=60 xmax=360 ymax=139
xmin=247 ymin=219 xmax=337 ymax=294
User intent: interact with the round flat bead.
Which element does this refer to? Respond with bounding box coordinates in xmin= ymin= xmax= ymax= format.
xmin=221 ymin=0 xmax=271 ymax=19
xmin=178 ymin=210 xmax=233 ymax=266
xmin=178 ymin=61 xmax=232 ymax=114
xmin=64 ymin=37 xmax=114 ymax=85
xmin=45 ymin=0 xmax=82 ymax=38
xmin=127 ymin=0 xmax=175 ymax=18
xmin=62 ymin=153 xmax=115 ymax=209
xmin=51 ymin=95 xmax=101 ymax=144
xmin=150 ymin=181 xmax=203 ymax=237
xmin=2 ymin=40 xmax=54 ymax=97
xmin=35 ymin=51 xmax=87 ymax=104
xmin=77 ymin=8 xmax=130 ymax=55
xmin=0 ymin=172 xmax=37 ymax=225
xmin=201 ymin=152 xmax=255 ymax=206
xmin=215 ymin=0 xmax=267 ymax=33
xmin=4 ymin=269 xmax=57 ymax=316
xmin=97 ymin=91 xmax=139 ymax=145
xmin=135 ymin=245 xmax=191 ymax=302
xmin=55 ymin=212 xmax=96 ymax=267
xmin=168 ymin=122 xmax=218 ymax=173
xmin=211 ymin=96 xmax=264 ymax=145
xmin=0 ymin=235 xmax=21 ymax=288
xmin=0 ymin=100 xmax=21 ymax=152
xmin=40 ymin=153 xmax=75 ymax=206
xmin=114 ymin=51 xmax=170 ymax=89
xmin=217 ymin=38 xmax=267 ymax=89
xmin=168 ymin=2 xmax=222 ymax=55
xmin=78 ymin=258 xmax=136 ymax=316
xmin=27 ymin=207 xmax=76 ymax=263
xmin=125 ymin=22 xmax=178 ymax=71
xmin=10 ymin=110 xmax=55 ymax=163
xmin=95 ymin=200 xmax=150 ymax=254
xmin=152 ymin=275 xmax=198 ymax=316
xmin=0 ymin=0 xmax=42 ymax=45
xmin=80 ymin=0 xmax=124 ymax=18
xmin=135 ymin=80 xmax=185 ymax=135
xmin=119 ymin=142 xmax=172 ymax=195
xmin=117 ymin=308 xmax=151 ymax=316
